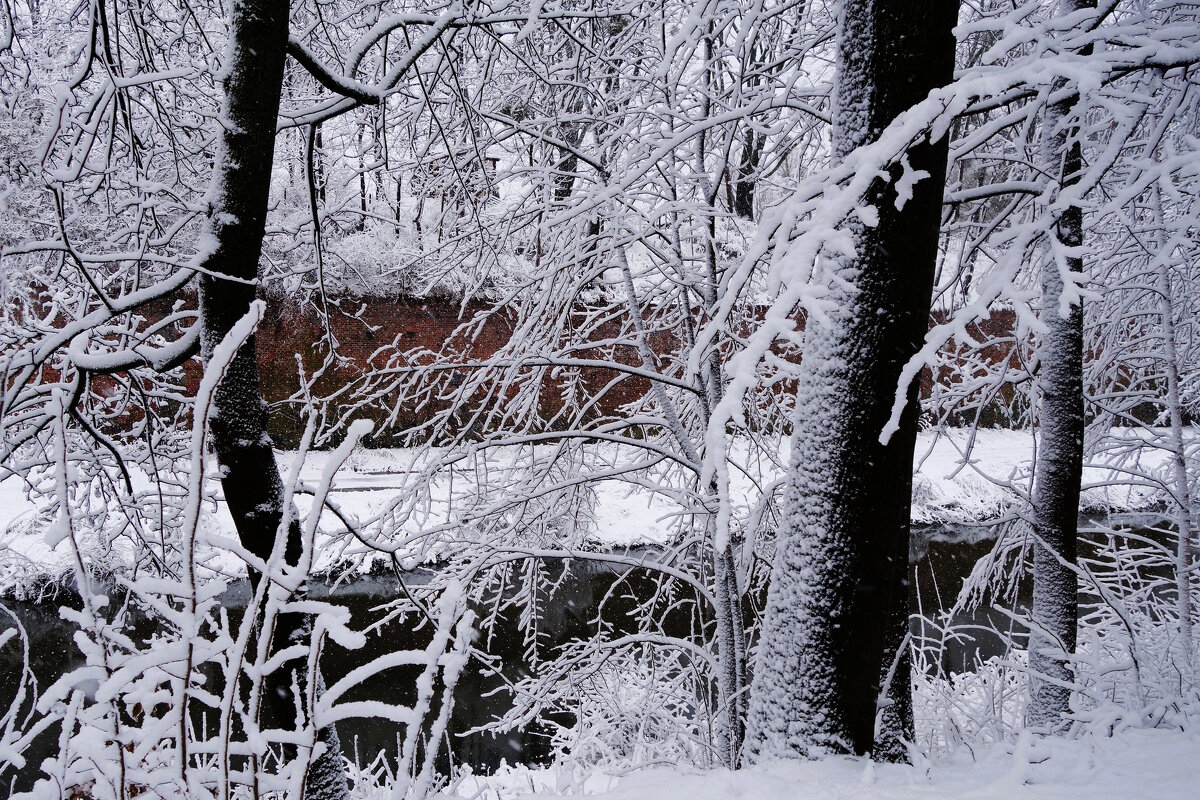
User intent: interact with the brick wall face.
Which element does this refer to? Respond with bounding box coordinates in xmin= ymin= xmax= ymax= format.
xmin=161 ymin=297 xmax=1024 ymax=447
xmin=253 ymin=297 xmax=513 ymax=445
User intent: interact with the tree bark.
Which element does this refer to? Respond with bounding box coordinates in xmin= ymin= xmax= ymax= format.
xmin=1027 ymin=0 xmax=1093 ymax=734
xmin=196 ymin=0 xmax=347 ymax=794
xmin=733 ymin=129 xmax=763 ymax=220
xmin=743 ymin=0 xmax=957 ymax=762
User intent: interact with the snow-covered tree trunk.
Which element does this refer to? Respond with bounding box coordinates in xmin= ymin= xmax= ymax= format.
xmin=1160 ymin=259 xmax=1196 ymax=667
xmin=196 ymin=0 xmax=347 ymax=795
xmin=743 ymin=0 xmax=957 ymax=762
xmin=1027 ymin=0 xmax=1093 ymax=734
xmin=619 ymin=242 xmax=746 ymax=765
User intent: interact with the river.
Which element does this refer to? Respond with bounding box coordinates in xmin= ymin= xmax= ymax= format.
xmin=0 ymin=515 xmax=1169 ymax=792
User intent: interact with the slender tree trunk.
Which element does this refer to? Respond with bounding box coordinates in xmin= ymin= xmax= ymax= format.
xmin=733 ymin=128 xmax=762 ymax=220
xmin=1027 ymin=0 xmax=1093 ymax=733
xmin=618 ymin=243 xmax=745 ymax=766
xmin=315 ymin=124 xmax=326 ymax=205
xmin=1161 ymin=254 xmax=1195 ymax=669
xmin=743 ymin=0 xmax=957 ymax=762
xmin=1153 ymin=186 xmax=1194 ymax=669
xmin=712 ymin=543 xmax=746 ymax=762
xmin=396 ymin=174 xmax=404 ymax=236
xmin=357 ymin=122 xmax=368 ymax=232
xmin=196 ymin=0 xmax=347 ymax=794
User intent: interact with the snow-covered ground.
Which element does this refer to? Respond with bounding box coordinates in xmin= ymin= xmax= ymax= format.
xmin=435 ymin=726 xmax=1200 ymax=800
xmin=910 ymin=427 xmax=1171 ymax=525
xmin=0 ymin=429 xmax=1176 ymax=597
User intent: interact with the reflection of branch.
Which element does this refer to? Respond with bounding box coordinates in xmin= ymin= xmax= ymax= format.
xmin=472 ymin=546 xmax=718 ymax=610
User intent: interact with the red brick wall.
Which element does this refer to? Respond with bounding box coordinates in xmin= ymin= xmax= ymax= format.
xmin=145 ymin=296 xmax=1024 ymax=447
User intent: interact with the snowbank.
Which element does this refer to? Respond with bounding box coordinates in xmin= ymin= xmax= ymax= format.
xmin=910 ymin=428 xmax=1171 ymax=525
xmin=0 ymin=429 xmax=1178 ymax=597
xmin=439 ymin=727 xmax=1200 ymax=800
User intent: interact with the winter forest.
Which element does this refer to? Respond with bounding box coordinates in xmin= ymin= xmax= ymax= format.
xmin=0 ymin=0 xmax=1199 ymax=797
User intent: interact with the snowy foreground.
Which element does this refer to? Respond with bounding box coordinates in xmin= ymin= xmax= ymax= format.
xmin=437 ymin=728 xmax=1199 ymax=800
xmin=0 ymin=428 xmax=1177 ymax=598
xmin=1 ymin=430 xmax=1196 ymax=793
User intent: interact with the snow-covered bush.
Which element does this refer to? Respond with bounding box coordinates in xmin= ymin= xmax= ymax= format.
xmin=913 ymin=518 xmax=1199 ymax=762
xmin=511 ymin=644 xmax=715 ymax=772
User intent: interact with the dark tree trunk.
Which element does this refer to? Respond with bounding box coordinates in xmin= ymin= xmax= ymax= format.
xmin=743 ymin=0 xmax=957 ymax=762
xmin=315 ymin=124 xmax=327 ymax=205
xmin=552 ymin=118 xmax=585 ymax=204
xmin=357 ymin=122 xmax=368 ymax=232
xmin=1028 ymin=0 xmax=1093 ymax=734
xmin=195 ymin=0 xmax=347 ymax=794
xmin=733 ymin=129 xmax=762 ymax=220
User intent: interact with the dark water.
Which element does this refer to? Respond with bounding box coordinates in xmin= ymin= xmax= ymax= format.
xmin=0 ymin=555 xmax=679 ymax=792
xmin=909 ymin=522 xmax=1046 ymax=675
xmin=0 ymin=519 xmax=1166 ymax=791
xmin=909 ymin=513 xmax=1180 ymax=674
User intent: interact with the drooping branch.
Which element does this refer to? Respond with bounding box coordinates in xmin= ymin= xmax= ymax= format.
xmin=287 ymin=38 xmax=383 ymax=104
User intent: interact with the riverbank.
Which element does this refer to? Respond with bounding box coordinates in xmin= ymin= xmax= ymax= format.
xmin=0 ymin=428 xmax=1178 ymax=599
xmin=438 ymin=724 xmax=1200 ymax=800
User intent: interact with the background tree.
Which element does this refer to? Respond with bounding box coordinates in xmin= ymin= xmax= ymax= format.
xmin=1026 ymin=0 xmax=1094 ymax=734
xmin=314 ymin=0 xmax=833 ymax=767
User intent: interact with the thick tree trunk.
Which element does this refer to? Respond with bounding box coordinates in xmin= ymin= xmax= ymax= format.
xmin=743 ymin=0 xmax=957 ymax=762
xmin=196 ymin=0 xmax=347 ymax=795
xmin=1027 ymin=0 xmax=1093 ymax=733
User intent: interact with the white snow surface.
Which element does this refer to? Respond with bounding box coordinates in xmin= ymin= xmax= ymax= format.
xmin=909 ymin=427 xmax=1171 ymax=525
xmin=440 ymin=727 xmax=1199 ymax=800
xmin=0 ymin=429 xmax=1177 ymax=596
